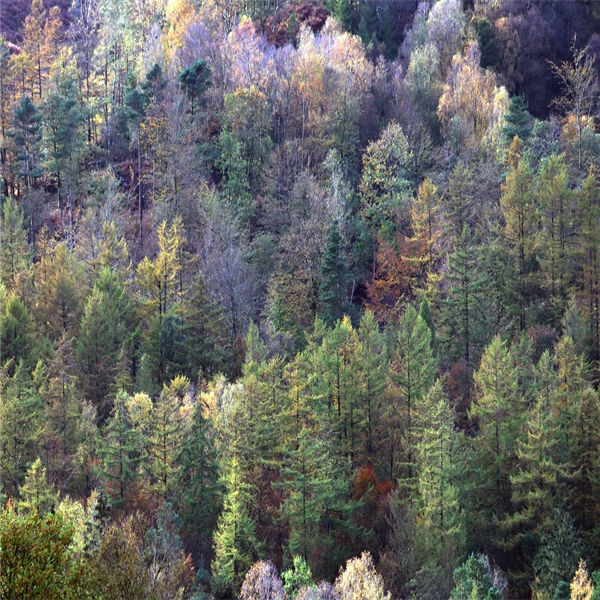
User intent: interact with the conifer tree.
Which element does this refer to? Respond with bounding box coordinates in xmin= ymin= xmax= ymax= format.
xmin=319 ymin=219 xmax=350 ymax=326
xmin=179 ymin=59 xmax=211 ymax=118
xmin=500 ymin=392 xmax=568 ymax=563
xmin=17 ymin=457 xmax=59 ymax=515
xmin=0 ymin=360 xmax=43 ymax=498
xmin=388 ymin=304 xmax=435 ymax=483
xmin=1 ymin=295 xmax=33 ymax=368
xmin=441 ymin=226 xmax=490 ymax=367
xmin=77 ymin=268 xmax=133 ymax=422
xmin=212 ymin=455 xmax=259 ymax=598
xmin=500 ymin=157 xmax=537 ymax=331
xmin=176 ymin=395 xmax=220 ymax=560
xmin=353 ymin=310 xmax=387 ymax=463
xmin=577 ymin=166 xmax=600 ymax=374
xmin=146 ymin=375 xmax=192 ymax=500
xmin=41 ymin=75 xmax=84 ymax=244
xmin=279 ymin=425 xmax=358 ymax=576
xmin=97 ymin=390 xmax=139 ymax=506
xmin=9 ymin=96 xmax=42 ymax=189
xmin=0 ymin=197 xmax=30 ymax=289
xmin=34 ymin=241 xmax=85 ymax=342
xmin=470 ymin=336 xmax=522 ymax=546
xmin=570 ymin=560 xmax=595 ymax=600
xmin=415 ymin=380 xmax=464 ymax=552
xmin=502 ymin=96 xmax=532 ymax=142
xmin=181 ymin=272 xmax=229 ymax=380
xmin=537 ymin=154 xmax=573 ymax=323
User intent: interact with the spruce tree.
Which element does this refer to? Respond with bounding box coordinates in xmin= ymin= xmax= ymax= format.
xmin=97 ymin=390 xmax=139 ymax=507
xmin=415 ymin=380 xmax=464 ymax=552
xmin=441 ymin=225 xmax=490 ymax=367
xmin=9 ymin=96 xmax=42 ymax=189
xmin=502 ymin=96 xmax=533 ymax=142
xmin=77 ymin=268 xmax=133 ymax=422
xmin=176 ymin=396 xmax=220 ymax=560
xmin=469 ymin=336 xmax=522 ymax=548
xmin=388 ymin=304 xmax=436 ymax=483
xmin=0 ymin=196 xmax=30 ymax=289
xmin=18 ymin=457 xmax=59 ymax=515
xmin=500 ymin=157 xmax=537 ymax=331
xmin=319 ymin=219 xmax=350 ymax=326
xmin=211 ymin=455 xmax=259 ymax=598
xmin=537 ymin=154 xmax=573 ymax=324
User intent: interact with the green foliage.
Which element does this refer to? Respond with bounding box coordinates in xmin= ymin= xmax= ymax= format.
xmin=449 ymin=554 xmax=503 ymax=600
xmin=282 ymin=556 xmax=314 ymax=599
xmin=0 ymin=197 xmax=30 ymax=289
xmin=319 ymin=219 xmax=350 ymax=326
xmin=9 ymin=96 xmax=42 ymax=187
xmin=502 ymin=96 xmax=533 ymax=142
xmin=0 ymin=506 xmax=93 ymax=600
xmin=179 ymin=59 xmax=211 ymax=117
xmin=211 ymin=456 xmax=259 ymax=598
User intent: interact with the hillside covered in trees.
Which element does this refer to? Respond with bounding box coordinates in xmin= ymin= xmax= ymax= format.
xmin=1 ymin=0 xmax=600 ymax=598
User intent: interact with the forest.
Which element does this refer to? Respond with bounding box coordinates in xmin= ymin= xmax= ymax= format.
xmin=1 ymin=0 xmax=600 ymax=598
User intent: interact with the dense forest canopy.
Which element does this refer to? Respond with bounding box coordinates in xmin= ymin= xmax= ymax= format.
xmin=1 ymin=0 xmax=600 ymax=599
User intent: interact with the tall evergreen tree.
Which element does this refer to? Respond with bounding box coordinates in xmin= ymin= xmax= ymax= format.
xmin=388 ymin=304 xmax=436 ymax=483
xmin=502 ymin=96 xmax=532 ymax=142
xmin=415 ymin=380 xmax=464 ymax=553
xmin=537 ymin=154 xmax=573 ymax=324
xmin=469 ymin=336 xmax=522 ymax=550
xmin=441 ymin=226 xmax=490 ymax=367
xmin=0 ymin=197 xmax=30 ymax=289
xmin=9 ymin=96 xmax=42 ymax=189
xmin=77 ymin=268 xmax=133 ymax=422
xmin=176 ymin=394 xmax=220 ymax=560
xmin=319 ymin=219 xmax=350 ymax=325
xmin=211 ymin=455 xmax=259 ymax=598
xmin=97 ymin=390 xmax=139 ymax=507
xmin=500 ymin=157 xmax=537 ymax=331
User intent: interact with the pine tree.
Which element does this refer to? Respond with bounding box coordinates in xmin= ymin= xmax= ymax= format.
xmin=0 ymin=197 xmax=30 ymax=289
xmin=441 ymin=225 xmax=490 ymax=367
xmin=211 ymin=455 xmax=259 ymax=598
xmin=388 ymin=304 xmax=436 ymax=483
xmin=97 ymin=391 xmax=139 ymax=507
xmin=176 ymin=395 xmax=220 ymax=560
xmin=469 ymin=336 xmax=522 ymax=547
xmin=319 ymin=219 xmax=350 ymax=325
xmin=537 ymin=154 xmax=573 ymax=324
xmin=500 ymin=157 xmax=537 ymax=331
xmin=414 ymin=380 xmax=464 ymax=553
xmin=9 ymin=96 xmax=42 ymax=189
xmin=179 ymin=59 xmax=211 ymax=118
xmin=502 ymin=96 xmax=532 ymax=142
xmin=77 ymin=268 xmax=133 ymax=422
xmin=146 ymin=375 xmax=192 ymax=500
xmin=17 ymin=457 xmax=59 ymax=515
xmin=0 ymin=361 xmax=43 ymax=498
xmin=353 ymin=310 xmax=387 ymax=464
xmin=41 ymin=75 xmax=84 ymax=244
xmin=577 ymin=167 xmax=600 ymax=375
